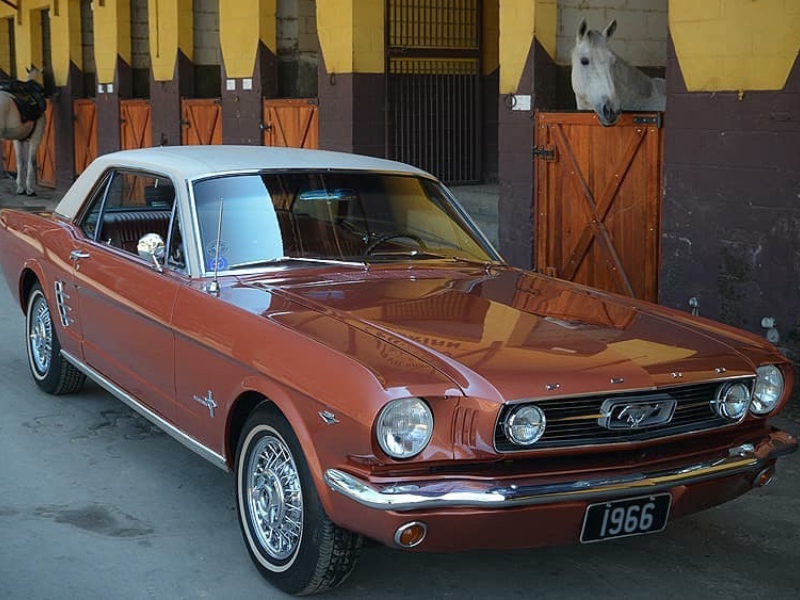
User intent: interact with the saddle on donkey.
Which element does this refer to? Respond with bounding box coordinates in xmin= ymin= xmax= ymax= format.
xmin=0 ymin=79 xmax=46 ymax=123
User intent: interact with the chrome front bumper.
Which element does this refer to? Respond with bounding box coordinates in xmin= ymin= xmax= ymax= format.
xmin=324 ymin=430 xmax=796 ymax=512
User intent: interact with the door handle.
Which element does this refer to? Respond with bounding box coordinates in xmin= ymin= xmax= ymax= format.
xmin=69 ymin=250 xmax=90 ymax=261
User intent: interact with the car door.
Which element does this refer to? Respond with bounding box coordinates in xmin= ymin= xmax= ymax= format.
xmin=71 ymin=169 xmax=184 ymax=422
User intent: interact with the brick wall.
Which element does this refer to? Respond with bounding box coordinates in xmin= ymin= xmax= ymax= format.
xmin=556 ymin=0 xmax=667 ymax=67
xmin=277 ymin=0 xmax=318 ymax=97
xmin=194 ymin=0 xmax=221 ymax=66
xmin=81 ymin=0 xmax=95 ymax=75
xmin=130 ymin=0 xmax=149 ymax=70
xmin=660 ymin=40 xmax=800 ymax=353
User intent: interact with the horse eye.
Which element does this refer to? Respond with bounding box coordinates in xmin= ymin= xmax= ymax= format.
xmin=580 ymin=57 xmax=589 ymax=66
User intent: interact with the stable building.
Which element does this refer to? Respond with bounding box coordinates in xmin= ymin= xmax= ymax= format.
xmin=0 ymin=0 xmax=797 ymax=359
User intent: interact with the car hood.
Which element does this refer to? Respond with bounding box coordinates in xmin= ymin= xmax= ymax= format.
xmin=245 ymin=266 xmax=773 ymax=402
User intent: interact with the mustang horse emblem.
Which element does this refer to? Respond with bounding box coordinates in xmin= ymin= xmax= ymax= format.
xmin=599 ymin=396 xmax=678 ymax=430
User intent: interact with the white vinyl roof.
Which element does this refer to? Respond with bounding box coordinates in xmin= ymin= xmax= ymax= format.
xmin=55 ymin=146 xmax=431 ymax=221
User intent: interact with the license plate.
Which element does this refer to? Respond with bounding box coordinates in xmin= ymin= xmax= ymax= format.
xmin=580 ymin=493 xmax=671 ymax=543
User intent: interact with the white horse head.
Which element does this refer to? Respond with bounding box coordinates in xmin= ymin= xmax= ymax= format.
xmin=571 ymin=18 xmax=666 ymax=127
xmin=25 ymin=65 xmax=43 ymax=82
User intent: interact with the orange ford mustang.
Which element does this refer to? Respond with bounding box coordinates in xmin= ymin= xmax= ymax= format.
xmin=0 ymin=146 xmax=795 ymax=595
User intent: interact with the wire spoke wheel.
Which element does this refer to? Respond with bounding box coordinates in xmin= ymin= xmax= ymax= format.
xmin=28 ymin=292 xmax=53 ymax=375
xmin=236 ymin=405 xmax=362 ymax=595
xmin=24 ymin=283 xmax=85 ymax=395
xmin=246 ymin=434 xmax=303 ymax=561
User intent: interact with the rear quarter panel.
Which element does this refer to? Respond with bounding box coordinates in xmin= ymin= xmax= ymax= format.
xmin=0 ymin=209 xmax=83 ymax=357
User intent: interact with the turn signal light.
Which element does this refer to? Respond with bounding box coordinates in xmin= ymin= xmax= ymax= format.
xmin=394 ymin=521 xmax=427 ymax=548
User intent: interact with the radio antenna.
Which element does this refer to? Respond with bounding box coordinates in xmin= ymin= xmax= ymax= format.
xmin=207 ymin=197 xmax=224 ymax=296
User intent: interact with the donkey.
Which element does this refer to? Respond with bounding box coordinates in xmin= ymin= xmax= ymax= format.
xmin=0 ymin=66 xmax=46 ymax=195
xmin=571 ymin=18 xmax=665 ymax=127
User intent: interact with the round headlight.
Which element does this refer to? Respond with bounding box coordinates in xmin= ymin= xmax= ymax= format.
xmin=713 ymin=382 xmax=750 ymax=420
xmin=376 ymin=397 xmax=433 ymax=459
xmin=503 ymin=405 xmax=546 ymax=446
xmin=751 ymin=365 xmax=784 ymax=415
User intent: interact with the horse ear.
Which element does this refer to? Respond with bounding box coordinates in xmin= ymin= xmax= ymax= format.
xmin=603 ymin=19 xmax=617 ymax=39
xmin=577 ymin=18 xmax=588 ymax=40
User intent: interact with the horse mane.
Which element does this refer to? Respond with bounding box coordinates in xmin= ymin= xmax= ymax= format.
xmin=611 ymin=52 xmax=657 ymax=102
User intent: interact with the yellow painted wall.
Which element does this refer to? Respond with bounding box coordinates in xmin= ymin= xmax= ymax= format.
xmin=317 ymin=0 xmax=383 ymax=75
xmin=150 ymin=0 xmax=193 ymax=81
xmin=670 ymin=0 xmax=800 ymax=91
xmin=50 ymin=0 xmax=82 ymax=86
xmin=219 ymin=0 xmax=276 ymax=79
xmin=0 ymin=16 xmax=12 ymax=75
xmin=498 ymin=0 xmax=556 ymax=94
xmin=93 ymin=0 xmax=132 ymax=84
xmin=13 ymin=0 xmax=51 ymax=80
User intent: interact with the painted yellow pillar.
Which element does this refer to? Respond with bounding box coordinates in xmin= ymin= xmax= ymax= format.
xmin=50 ymin=0 xmax=82 ymax=86
xmin=670 ymin=0 xmax=800 ymax=91
xmin=317 ymin=0 xmax=383 ymax=75
xmin=13 ymin=0 xmax=54 ymax=80
xmin=150 ymin=0 xmax=193 ymax=82
xmin=219 ymin=0 xmax=276 ymax=79
xmin=93 ymin=0 xmax=132 ymax=85
xmin=498 ymin=0 xmax=556 ymax=94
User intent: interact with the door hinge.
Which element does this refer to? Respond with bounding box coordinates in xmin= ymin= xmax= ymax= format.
xmin=633 ymin=114 xmax=662 ymax=128
xmin=532 ymin=145 xmax=556 ymax=161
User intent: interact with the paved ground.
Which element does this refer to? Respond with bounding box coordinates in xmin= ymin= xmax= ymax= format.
xmin=0 ymin=176 xmax=61 ymax=212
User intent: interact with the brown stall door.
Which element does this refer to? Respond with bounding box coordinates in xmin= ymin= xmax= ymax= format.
xmin=120 ymin=99 xmax=153 ymax=150
xmin=181 ymin=99 xmax=222 ymax=146
xmin=74 ymin=99 xmax=97 ymax=175
xmin=262 ymin=99 xmax=318 ymax=149
xmin=36 ymin=101 xmax=56 ymax=188
xmin=534 ymin=111 xmax=662 ymax=302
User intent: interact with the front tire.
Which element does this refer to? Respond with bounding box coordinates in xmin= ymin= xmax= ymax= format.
xmin=235 ymin=404 xmax=362 ymax=595
xmin=25 ymin=283 xmax=85 ymax=395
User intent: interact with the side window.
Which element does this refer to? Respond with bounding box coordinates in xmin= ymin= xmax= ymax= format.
xmin=79 ymin=172 xmax=113 ymax=240
xmin=166 ymin=203 xmax=186 ymax=272
xmin=78 ymin=169 xmax=178 ymax=258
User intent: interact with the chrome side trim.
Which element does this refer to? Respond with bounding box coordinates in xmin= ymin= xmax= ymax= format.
xmin=324 ymin=432 xmax=796 ymax=512
xmin=61 ymin=350 xmax=229 ymax=471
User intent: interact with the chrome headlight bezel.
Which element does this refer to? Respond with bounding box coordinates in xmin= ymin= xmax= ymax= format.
xmin=712 ymin=381 xmax=751 ymax=421
xmin=375 ymin=397 xmax=433 ymax=459
xmin=751 ymin=365 xmax=784 ymax=415
xmin=503 ymin=404 xmax=547 ymax=446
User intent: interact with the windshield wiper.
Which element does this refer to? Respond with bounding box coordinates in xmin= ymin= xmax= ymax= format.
xmin=228 ymin=256 xmax=366 ymax=270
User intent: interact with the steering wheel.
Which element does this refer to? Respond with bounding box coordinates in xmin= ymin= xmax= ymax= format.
xmin=364 ymin=231 xmax=427 ymax=256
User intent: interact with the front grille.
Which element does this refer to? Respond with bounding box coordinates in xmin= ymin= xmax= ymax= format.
xmin=494 ymin=380 xmax=754 ymax=452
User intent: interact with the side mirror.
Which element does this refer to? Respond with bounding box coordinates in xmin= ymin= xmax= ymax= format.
xmin=137 ymin=233 xmax=166 ymax=272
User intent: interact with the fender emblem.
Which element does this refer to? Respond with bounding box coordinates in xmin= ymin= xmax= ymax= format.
xmin=193 ymin=390 xmax=218 ymax=418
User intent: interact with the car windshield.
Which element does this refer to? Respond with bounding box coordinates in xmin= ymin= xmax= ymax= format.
xmin=193 ymin=171 xmax=496 ymax=271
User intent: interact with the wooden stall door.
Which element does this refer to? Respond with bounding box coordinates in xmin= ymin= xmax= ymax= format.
xmin=2 ymin=139 xmax=14 ymax=173
xmin=262 ymin=99 xmax=318 ymax=148
xmin=120 ymin=99 xmax=152 ymax=150
xmin=74 ymin=99 xmax=97 ymax=175
xmin=181 ymin=99 xmax=222 ymax=145
xmin=36 ymin=101 xmax=56 ymax=188
xmin=534 ymin=111 xmax=663 ymax=302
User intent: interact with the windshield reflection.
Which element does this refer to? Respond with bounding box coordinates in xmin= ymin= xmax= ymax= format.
xmin=193 ymin=172 xmax=497 ymax=272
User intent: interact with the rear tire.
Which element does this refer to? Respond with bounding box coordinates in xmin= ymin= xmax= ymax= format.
xmin=25 ymin=283 xmax=85 ymax=395
xmin=235 ymin=404 xmax=362 ymax=595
